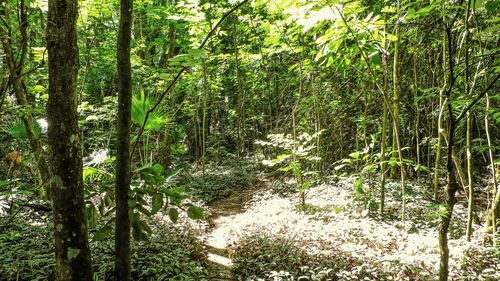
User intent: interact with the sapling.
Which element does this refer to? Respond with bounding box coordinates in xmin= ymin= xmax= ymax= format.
xmin=256 ymin=131 xmax=323 ymax=209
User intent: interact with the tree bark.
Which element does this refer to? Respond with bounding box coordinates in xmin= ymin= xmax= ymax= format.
xmin=115 ymin=0 xmax=134 ymax=280
xmin=46 ymin=0 xmax=93 ymax=280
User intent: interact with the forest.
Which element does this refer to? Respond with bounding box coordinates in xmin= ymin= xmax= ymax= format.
xmin=0 ymin=0 xmax=499 ymax=280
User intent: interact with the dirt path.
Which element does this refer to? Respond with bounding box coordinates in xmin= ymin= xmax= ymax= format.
xmin=204 ymin=186 xmax=261 ymax=280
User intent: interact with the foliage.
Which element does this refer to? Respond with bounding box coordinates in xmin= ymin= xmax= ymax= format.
xmin=3 ymin=119 xmax=42 ymax=140
xmin=90 ymin=162 xmax=205 ymax=242
xmin=180 ymin=163 xmax=259 ymax=203
xmin=1 ymin=0 xmax=499 ymax=279
xmin=0 ymin=215 xmax=209 ymax=281
xmin=231 ymin=235 xmax=309 ymax=279
xmin=0 ymin=216 xmax=55 ymax=281
xmin=131 ymin=90 xmax=172 ymax=132
xmin=232 ymin=234 xmax=388 ymax=280
xmin=92 ymin=223 xmax=209 ymax=280
xmin=256 ymin=132 xmax=322 ymax=208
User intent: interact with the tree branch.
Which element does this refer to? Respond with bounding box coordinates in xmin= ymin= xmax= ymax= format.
xmin=455 ymin=73 xmax=500 ymax=123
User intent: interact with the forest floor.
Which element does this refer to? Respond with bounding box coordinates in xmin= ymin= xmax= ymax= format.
xmin=203 ymin=181 xmax=265 ymax=280
xmin=197 ymin=176 xmax=499 ymax=280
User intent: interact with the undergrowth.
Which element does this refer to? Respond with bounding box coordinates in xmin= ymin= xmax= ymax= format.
xmin=0 ymin=215 xmax=208 ymax=281
xmin=180 ymin=161 xmax=259 ymax=203
xmin=231 ymin=234 xmax=389 ymax=281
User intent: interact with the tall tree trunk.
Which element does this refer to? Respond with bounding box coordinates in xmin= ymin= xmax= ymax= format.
xmin=438 ymin=112 xmax=458 ymax=281
xmin=392 ymin=0 xmax=406 ymax=221
xmin=46 ymin=0 xmax=93 ymax=279
xmin=115 ymin=0 xmax=134 ymax=280
xmin=464 ymin=3 xmax=474 ymax=241
xmin=434 ymin=5 xmax=449 ymax=201
xmin=233 ymin=15 xmax=245 ymax=158
xmin=201 ymin=62 xmax=210 ymax=175
xmin=390 ymin=0 xmax=401 ymax=180
xmin=438 ymin=18 xmax=460 ymax=280
xmin=379 ymin=0 xmax=389 ymax=216
xmin=413 ymin=54 xmax=421 ymax=180
xmin=434 ymin=95 xmax=444 ymax=201
xmin=466 ymin=111 xmax=474 ymax=241
xmin=485 ymin=92 xmax=499 ymax=240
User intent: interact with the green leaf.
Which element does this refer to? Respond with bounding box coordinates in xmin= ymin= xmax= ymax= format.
xmin=5 ymin=120 xmax=42 ymax=139
xmin=354 ymin=178 xmax=365 ymax=196
xmin=485 ymin=0 xmax=500 ymax=12
xmin=349 ymin=151 xmax=361 ymax=160
xmin=138 ymin=220 xmax=153 ymax=235
xmin=83 ymin=167 xmax=97 ymax=182
xmin=0 ymin=180 xmax=12 ymax=187
xmin=187 ymin=205 xmax=204 ymax=220
xmin=131 ymin=91 xmax=171 ymax=131
xmin=136 ymin=204 xmax=151 ymax=216
xmin=128 ymin=198 xmax=137 ymax=208
xmin=168 ymin=208 xmax=179 ymax=223
xmin=93 ymin=224 xmax=113 ymax=242
xmin=151 ymin=193 xmax=163 ymax=215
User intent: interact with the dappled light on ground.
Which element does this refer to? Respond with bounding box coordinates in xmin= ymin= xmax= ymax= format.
xmin=203 ymin=177 xmax=499 ymax=280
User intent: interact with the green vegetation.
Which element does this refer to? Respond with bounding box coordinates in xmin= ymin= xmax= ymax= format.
xmin=0 ymin=0 xmax=499 ymax=280
xmin=0 ymin=216 xmax=208 ymax=281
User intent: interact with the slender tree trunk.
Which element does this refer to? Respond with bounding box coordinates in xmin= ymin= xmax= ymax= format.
xmin=379 ymin=0 xmax=389 ymax=216
xmin=439 ymin=97 xmax=460 ymax=281
xmin=1 ymin=0 xmax=50 ymax=195
xmin=413 ymin=54 xmax=421 ymax=180
xmin=392 ymin=0 xmax=406 ymax=221
xmin=434 ymin=10 xmax=448 ymax=202
xmin=464 ymin=3 xmax=474 ymax=241
xmin=46 ymin=0 xmax=93 ymax=279
xmin=438 ymin=17 xmax=461 ymax=279
xmin=233 ymin=15 xmax=245 ymax=158
xmin=201 ymin=62 xmax=210 ymax=175
xmin=115 ymin=0 xmax=134 ymax=280
xmin=485 ymin=92 xmax=499 ymax=240
xmin=390 ymin=0 xmax=401 ymax=180
xmin=466 ymin=111 xmax=474 ymax=241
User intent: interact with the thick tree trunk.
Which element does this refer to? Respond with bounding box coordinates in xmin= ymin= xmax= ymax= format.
xmin=46 ymin=0 xmax=93 ymax=280
xmin=115 ymin=0 xmax=134 ymax=280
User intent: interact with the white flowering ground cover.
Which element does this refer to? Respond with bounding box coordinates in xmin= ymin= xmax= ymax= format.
xmin=202 ymin=176 xmax=499 ymax=280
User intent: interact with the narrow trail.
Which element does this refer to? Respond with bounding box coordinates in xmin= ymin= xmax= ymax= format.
xmin=204 ymin=186 xmax=262 ymax=280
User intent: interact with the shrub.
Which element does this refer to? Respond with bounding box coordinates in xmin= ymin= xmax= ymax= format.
xmin=231 ymin=235 xmax=308 ymax=280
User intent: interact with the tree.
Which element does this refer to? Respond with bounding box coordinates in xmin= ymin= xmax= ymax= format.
xmin=115 ymin=0 xmax=134 ymax=280
xmin=0 ymin=0 xmax=50 ymax=195
xmin=46 ymin=0 xmax=93 ymax=279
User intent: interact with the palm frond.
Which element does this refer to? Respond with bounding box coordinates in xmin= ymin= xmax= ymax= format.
xmin=3 ymin=119 xmax=42 ymax=139
xmin=131 ymin=90 xmax=172 ymax=132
